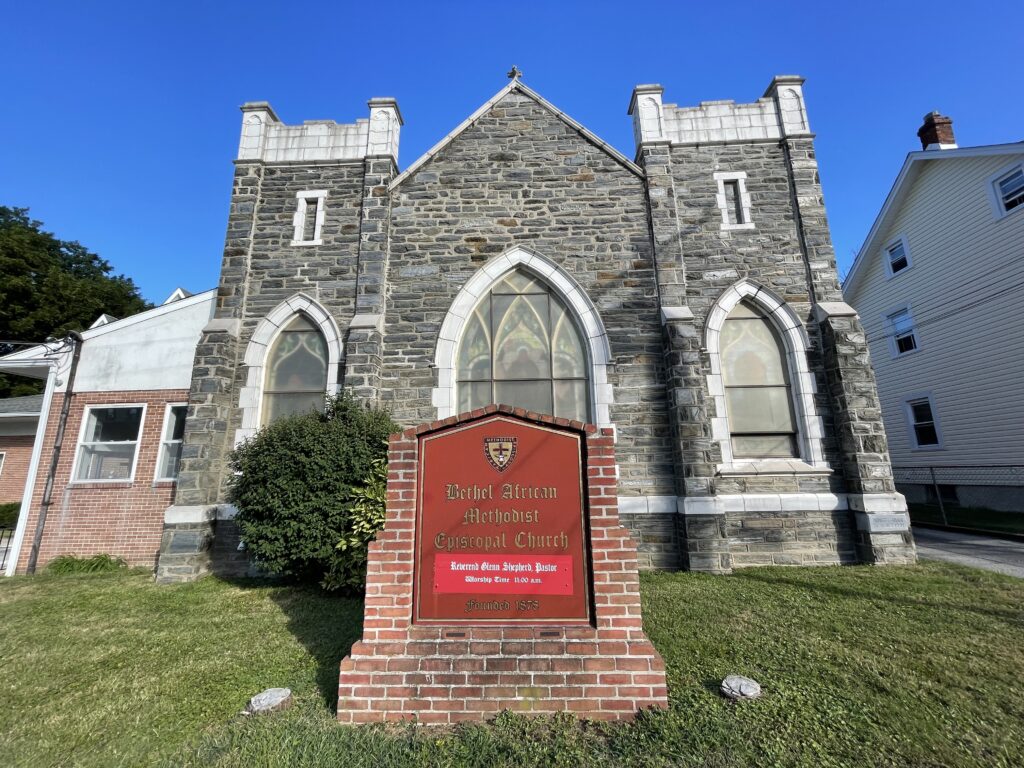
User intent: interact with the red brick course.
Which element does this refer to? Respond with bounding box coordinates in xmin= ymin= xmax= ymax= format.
xmin=15 ymin=390 xmax=188 ymax=572
xmin=0 ymin=435 xmax=35 ymax=505
xmin=337 ymin=404 xmax=669 ymax=724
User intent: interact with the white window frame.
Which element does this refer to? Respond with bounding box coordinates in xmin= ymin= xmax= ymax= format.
xmin=705 ymin=280 xmax=829 ymax=474
xmin=883 ymin=235 xmax=912 ymax=278
xmin=986 ymin=162 xmax=1024 ymax=219
xmin=69 ymin=404 xmax=147 ymax=484
xmin=904 ymin=392 xmax=944 ymax=451
xmin=713 ymin=171 xmax=755 ymax=231
xmin=290 ymin=189 xmax=327 ymax=246
xmin=0 ymin=451 xmax=5 ymax=480
xmin=883 ymin=304 xmax=919 ymax=358
xmin=153 ymin=402 xmax=188 ymax=483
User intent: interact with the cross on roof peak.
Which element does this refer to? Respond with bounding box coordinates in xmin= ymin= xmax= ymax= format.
xmin=507 ymin=65 xmax=522 ymax=81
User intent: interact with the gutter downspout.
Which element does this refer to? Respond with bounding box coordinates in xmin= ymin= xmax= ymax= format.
xmin=26 ymin=331 xmax=84 ymax=574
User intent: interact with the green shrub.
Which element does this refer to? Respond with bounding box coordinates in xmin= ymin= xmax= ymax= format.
xmin=0 ymin=502 xmax=21 ymax=528
xmin=46 ymin=554 xmax=127 ymax=574
xmin=229 ymin=393 xmax=396 ymax=593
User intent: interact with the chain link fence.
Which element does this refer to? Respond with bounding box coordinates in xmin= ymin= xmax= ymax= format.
xmin=893 ymin=465 xmax=1024 ymax=533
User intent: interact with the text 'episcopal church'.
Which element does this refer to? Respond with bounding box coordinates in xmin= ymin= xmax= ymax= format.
xmin=5 ymin=74 xmax=918 ymax=578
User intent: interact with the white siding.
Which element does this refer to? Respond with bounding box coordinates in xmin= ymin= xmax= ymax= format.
xmin=846 ymin=152 xmax=1024 ymax=468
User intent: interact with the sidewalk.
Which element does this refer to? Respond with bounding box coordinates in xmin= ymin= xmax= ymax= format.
xmin=912 ymin=527 xmax=1024 ymax=579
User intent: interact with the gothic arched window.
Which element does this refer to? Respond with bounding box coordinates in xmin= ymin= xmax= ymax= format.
xmin=262 ymin=315 xmax=328 ymax=426
xmin=720 ymin=301 xmax=798 ymax=458
xmin=456 ymin=270 xmax=589 ymax=422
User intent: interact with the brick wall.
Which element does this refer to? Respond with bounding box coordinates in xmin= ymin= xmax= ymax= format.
xmin=15 ymin=389 xmax=188 ymax=571
xmin=0 ymin=435 xmax=35 ymax=504
xmin=337 ymin=405 xmax=668 ymax=723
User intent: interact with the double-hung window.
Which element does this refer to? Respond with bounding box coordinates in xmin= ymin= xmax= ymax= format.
xmin=885 ymin=237 xmax=911 ymax=276
xmin=887 ymin=307 xmax=918 ymax=356
xmin=155 ymin=404 xmax=188 ymax=481
xmin=906 ymin=396 xmax=942 ymax=449
xmin=74 ymin=406 xmax=145 ymax=482
xmin=988 ymin=164 xmax=1024 ymax=218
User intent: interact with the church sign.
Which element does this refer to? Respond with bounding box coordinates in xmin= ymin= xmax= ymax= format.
xmin=337 ymin=406 xmax=668 ymax=724
xmin=415 ymin=418 xmax=590 ymax=624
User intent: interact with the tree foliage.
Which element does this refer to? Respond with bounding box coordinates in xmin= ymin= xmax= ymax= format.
xmin=229 ymin=394 xmax=397 ymax=593
xmin=0 ymin=206 xmax=151 ymax=396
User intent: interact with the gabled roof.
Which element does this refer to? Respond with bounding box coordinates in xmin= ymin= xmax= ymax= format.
xmin=844 ymin=142 xmax=1024 ymax=296
xmin=0 ymin=288 xmax=216 ymax=366
xmin=390 ymin=79 xmax=643 ymax=190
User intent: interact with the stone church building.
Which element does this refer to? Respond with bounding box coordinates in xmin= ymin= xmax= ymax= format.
xmin=2 ymin=74 xmax=916 ymax=578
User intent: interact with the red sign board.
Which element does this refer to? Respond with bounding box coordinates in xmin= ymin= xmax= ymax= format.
xmin=414 ymin=416 xmax=591 ymax=624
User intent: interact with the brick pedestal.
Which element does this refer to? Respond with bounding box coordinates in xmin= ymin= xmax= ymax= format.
xmin=337 ymin=405 xmax=668 ymax=723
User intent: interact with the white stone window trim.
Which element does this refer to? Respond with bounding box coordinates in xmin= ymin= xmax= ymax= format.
xmin=882 ymin=303 xmax=920 ymax=359
xmin=704 ymin=280 xmax=828 ymax=474
xmin=713 ymin=171 xmax=755 ymax=231
xmin=0 ymin=451 xmax=5 ymax=480
xmin=903 ymin=391 xmax=945 ymax=451
xmin=153 ymin=402 xmax=188 ymax=483
xmin=237 ymin=293 xmax=343 ymax=446
xmin=290 ymin=190 xmax=328 ymax=246
xmin=68 ymin=403 xmax=148 ymax=485
xmin=433 ymin=245 xmax=614 ymax=429
xmin=882 ymin=234 xmax=912 ymax=278
xmin=986 ymin=162 xmax=1024 ymax=219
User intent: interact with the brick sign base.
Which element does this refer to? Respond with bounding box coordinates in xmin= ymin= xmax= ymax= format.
xmin=337 ymin=405 xmax=668 ymax=723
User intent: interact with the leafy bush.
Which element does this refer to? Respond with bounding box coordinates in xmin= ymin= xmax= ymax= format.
xmin=46 ymin=554 xmax=127 ymax=574
xmin=229 ymin=394 xmax=396 ymax=593
xmin=0 ymin=502 xmax=21 ymax=528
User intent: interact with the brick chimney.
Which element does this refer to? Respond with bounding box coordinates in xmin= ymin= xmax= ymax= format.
xmin=917 ymin=112 xmax=956 ymax=150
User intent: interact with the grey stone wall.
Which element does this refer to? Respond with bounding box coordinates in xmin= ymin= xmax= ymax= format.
xmin=727 ymin=510 xmax=857 ymax=567
xmin=382 ymin=92 xmax=676 ymax=500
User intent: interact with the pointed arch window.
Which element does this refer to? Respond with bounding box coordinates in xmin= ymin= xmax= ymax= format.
xmin=720 ymin=301 xmax=798 ymax=458
xmin=456 ymin=270 xmax=589 ymax=422
xmin=262 ymin=315 xmax=328 ymax=426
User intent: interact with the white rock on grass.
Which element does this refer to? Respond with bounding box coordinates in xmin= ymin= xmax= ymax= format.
xmin=720 ymin=675 xmax=762 ymax=701
xmin=245 ymin=687 xmax=293 ymax=714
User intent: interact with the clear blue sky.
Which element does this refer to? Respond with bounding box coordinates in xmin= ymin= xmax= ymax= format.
xmin=3 ymin=1 xmax=1021 ymax=305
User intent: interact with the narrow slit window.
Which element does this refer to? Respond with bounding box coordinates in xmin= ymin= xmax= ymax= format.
xmin=724 ymin=180 xmax=744 ymax=225
xmin=291 ymin=190 xmax=327 ymax=244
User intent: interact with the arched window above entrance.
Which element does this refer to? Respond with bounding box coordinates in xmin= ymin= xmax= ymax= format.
xmin=456 ymin=270 xmax=590 ymax=422
xmin=261 ymin=315 xmax=328 ymax=426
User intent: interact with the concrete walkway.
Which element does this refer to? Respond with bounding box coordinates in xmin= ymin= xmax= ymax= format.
xmin=912 ymin=527 xmax=1024 ymax=579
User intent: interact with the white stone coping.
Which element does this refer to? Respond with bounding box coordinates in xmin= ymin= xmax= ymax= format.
xmin=813 ymin=302 xmax=859 ymax=322
xmin=349 ymin=314 xmax=385 ymax=333
xmin=660 ymin=306 xmax=694 ymax=325
xmin=163 ymin=504 xmax=238 ymax=524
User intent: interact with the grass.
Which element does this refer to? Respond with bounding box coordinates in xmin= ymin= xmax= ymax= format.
xmin=908 ymin=503 xmax=1024 ymax=535
xmin=0 ymin=563 xmax=1022 ymax=767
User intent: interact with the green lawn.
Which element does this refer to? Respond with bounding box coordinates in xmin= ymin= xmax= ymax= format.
xmin=1 ymin=563 xmax=1022 ymax=767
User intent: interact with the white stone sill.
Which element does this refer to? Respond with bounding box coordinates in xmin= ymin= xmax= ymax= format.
xmin=289 ymin=239 xmax=323 ymax=247
xmin=717 ymin=460 xmax=833 ymax=477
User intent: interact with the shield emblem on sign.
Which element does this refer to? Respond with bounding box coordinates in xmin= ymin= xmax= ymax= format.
xmin=484 ymin=437 xmax=517 ymax=472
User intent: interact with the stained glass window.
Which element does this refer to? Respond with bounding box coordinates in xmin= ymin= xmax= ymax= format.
xmin=720 ymin=302 xmax=798 ymax=458
xmin=456 ymin=271 xmax=589 ymax=422
xmin=262 ymin=315 xmax=328 ymax=426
